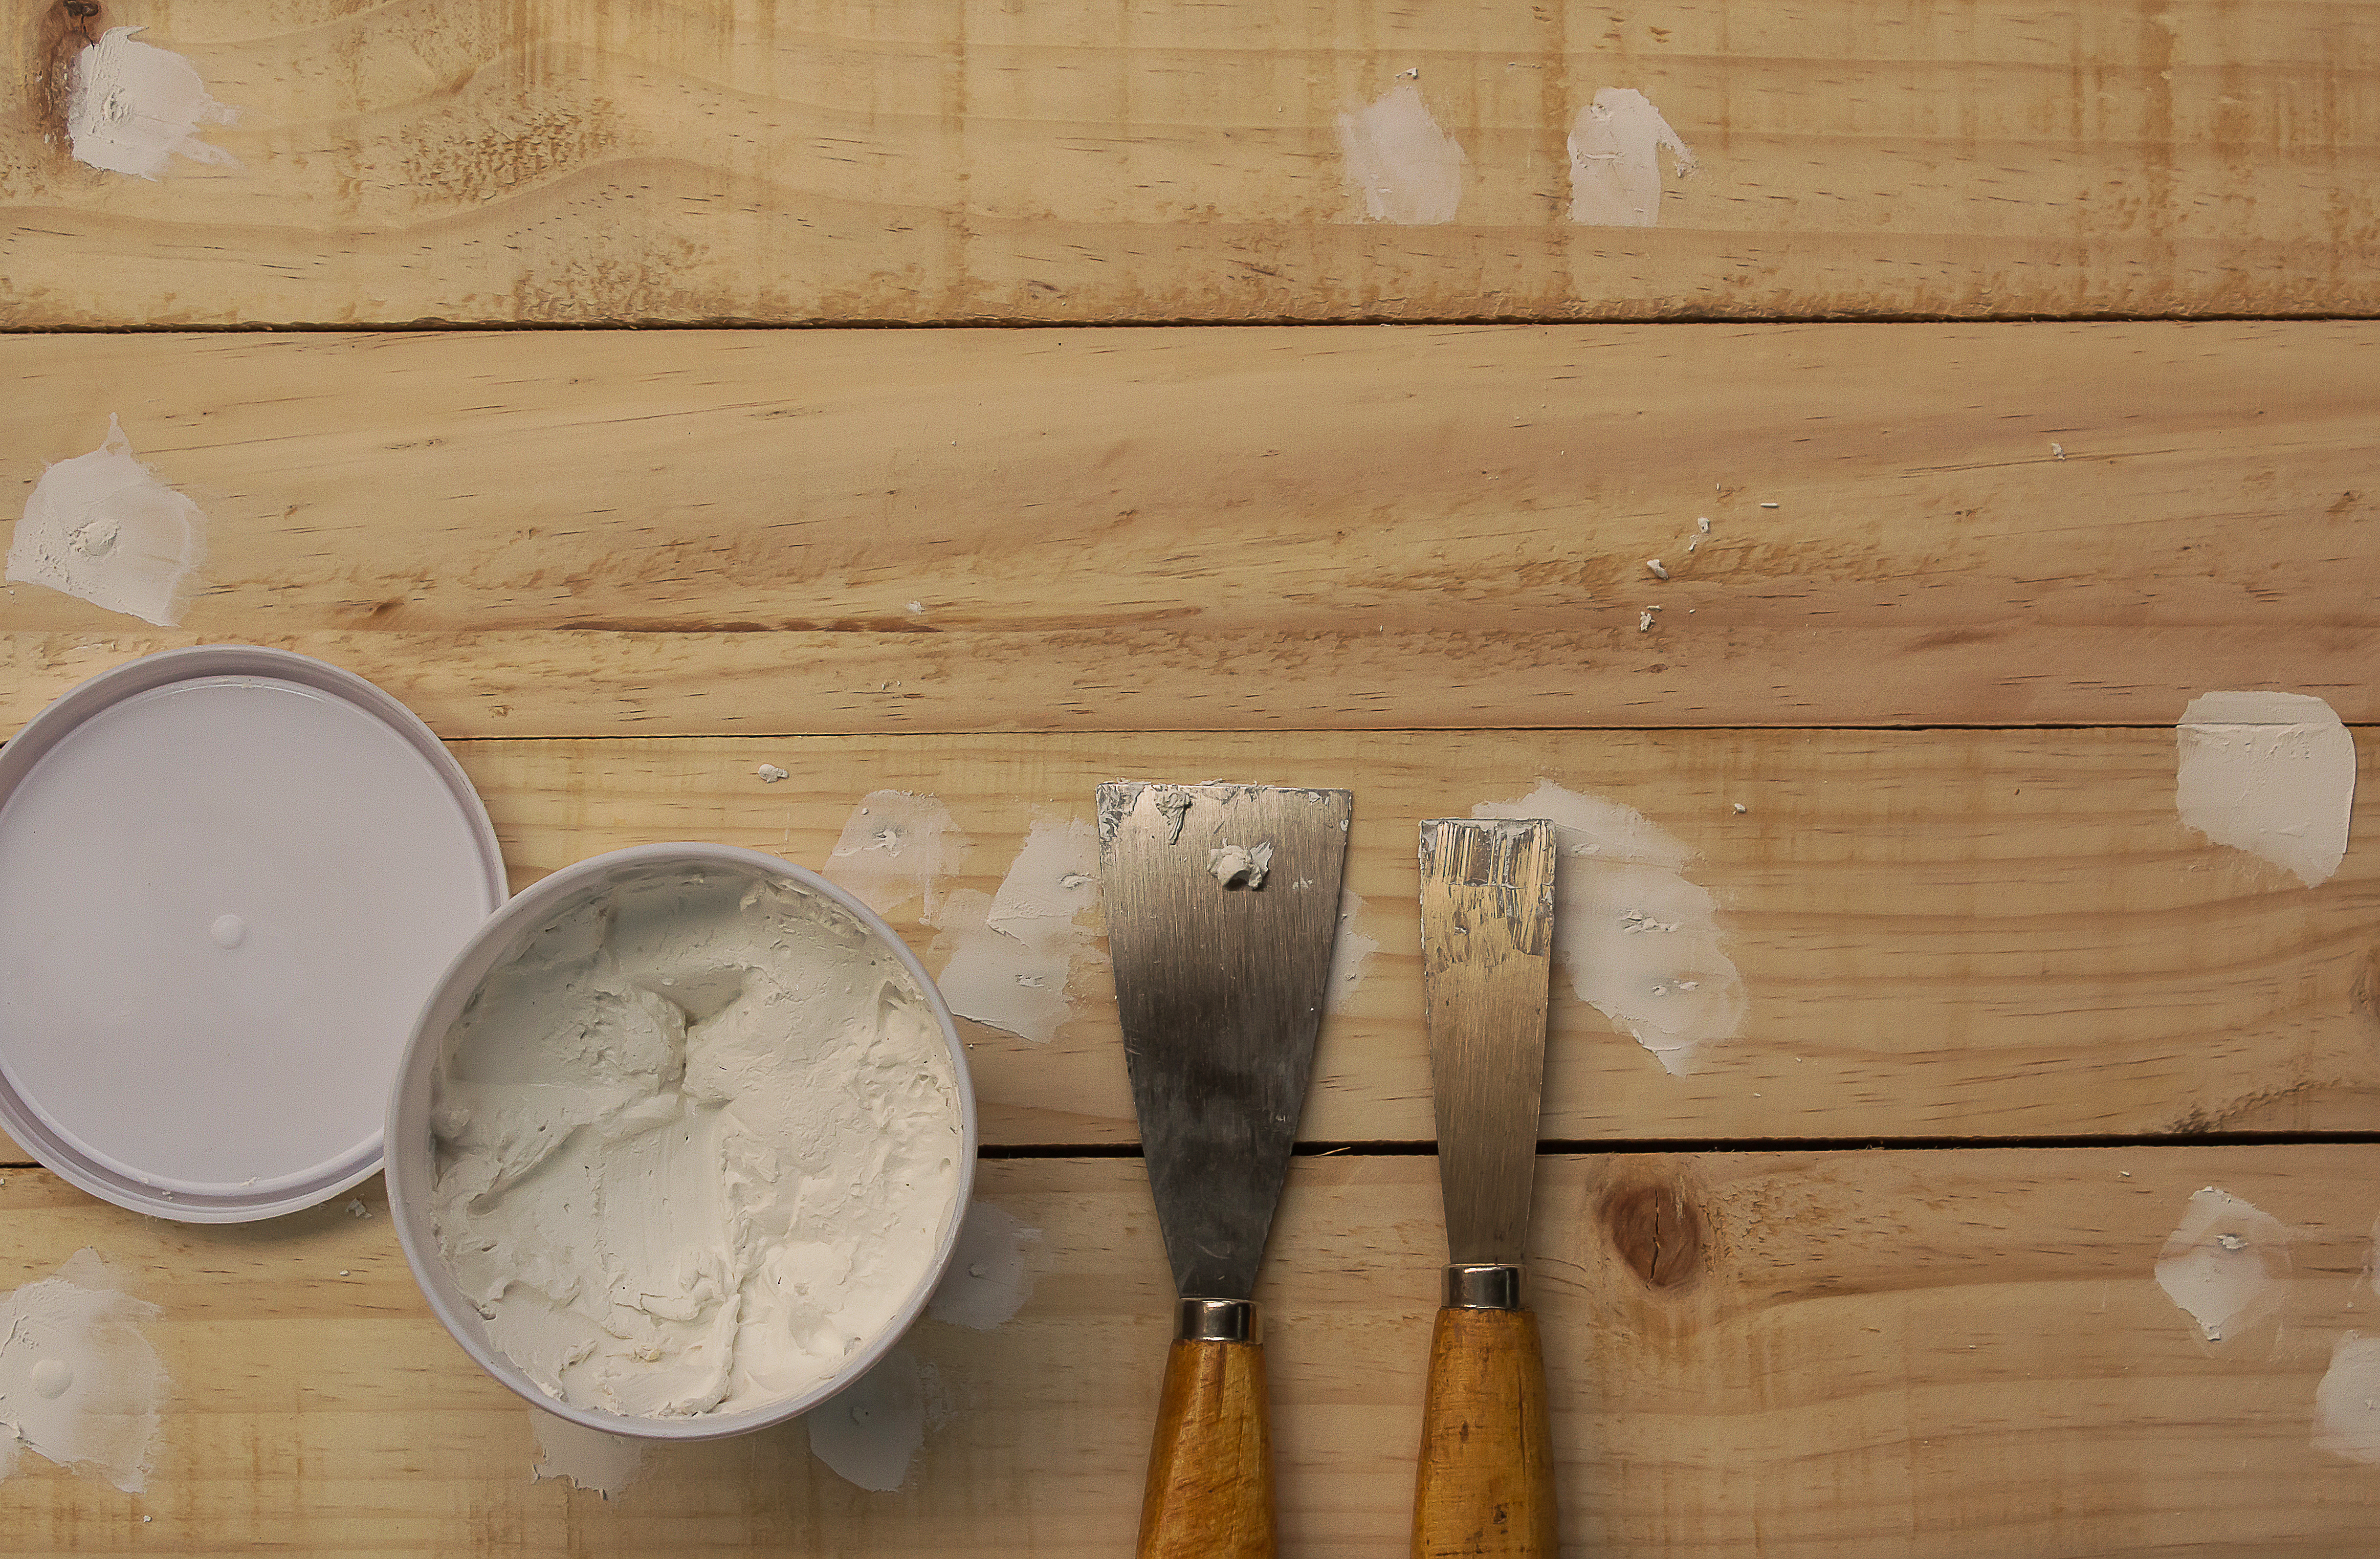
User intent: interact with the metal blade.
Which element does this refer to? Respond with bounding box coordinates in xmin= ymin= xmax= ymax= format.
xmin=1419 ymin=817 xmax=1557 ymax=1268
xmin=1098 ymin=781 xmax=1352 ymax=1301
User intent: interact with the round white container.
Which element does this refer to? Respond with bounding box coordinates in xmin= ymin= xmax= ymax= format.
xmin=0 ymin=646 xmax=506 ymax=1222
xmin=385 ymin=842 xmax=976 ymax=1441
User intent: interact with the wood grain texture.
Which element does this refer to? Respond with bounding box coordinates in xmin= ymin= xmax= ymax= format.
xmin=3 ymin=0 xmax=2375 ymax=325
xmin=8 ymin=1146 xmax=2380 ymax=1555
xmin=1137 ymin=1340 xmax=1274 ymax=1559
xmin=4 ymin=325 xmax=2377 ymax=734
xmin=431 ymin=725 xmax=2380 ymax=1147
xmin=1 ymin=723 xmax=2370 ymax=1159
xmin=1412 ymin=1306 xmax=1559 ymax=1559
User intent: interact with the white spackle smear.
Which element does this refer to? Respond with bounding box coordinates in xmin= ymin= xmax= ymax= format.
xmin=821 ymin=791 xmax=967 ymax=919
xmin=529 ymin=1409 xmax=643 ymax=1498
xmin=7 ymin=416 xmax=208 ymax=627
xmin=1567 ymin=88 xmax=1697 ymax=227
xmin=1337 ymin=80 xmax=1467 ymax=224
xmin=807 ymin=1347 xmax=925 ymax=1493
xmin=2153 ymin=1186 xmax=2292 ymax=1343
xmin=1324 ymin=889 xmax=1378 ymax=1014
xmin=2175 ymin=691 xmax=2356 ymax=887
xmin=2314 ymin=1332 xmax=2380 ymax=1465
xmin=0 ymin=1249 xmax=167 ymax=1494
xmin=1475 ymin=782 xmax=1745 ymax=1075
xmin=66 ymin=27 xmax=240 ymax=179
xmin=928 ymin=1201 xmax=1043 ymax=1331
xmin=930 ymin=818 xmax=1100 ymax=1044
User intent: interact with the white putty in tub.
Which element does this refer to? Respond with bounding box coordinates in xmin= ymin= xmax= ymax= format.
xmin=431 ymin=867 xmax=964 ymax=1420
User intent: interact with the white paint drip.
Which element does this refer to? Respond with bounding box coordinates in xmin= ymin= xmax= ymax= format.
xmin=930 ymin=817 xmax=1102 ymax=1044
xmin=2315 ymin=1333 xmax=2380 ymax=1464
xmin=2175 ymin=691 xmax=2356 ymax=887
xmin=66 ymin=27 xmax=239 ymax=179
xmin=7 ymin=416 xmax=207 ymax=627
xmin=529 ymin=1409 xmax=643 ymax=1498
xmin=1324 ymin=889 xmax=1378 ymax=1014
xmin=929 ymin=1200 xmax=1043 ymax=1331
xmin=1567 ymin=88 xmax=1697 ymax=227
xmin=821 ymin=791 xmax=967 ymax=919
xmin=2153 ymin=1186 xmax=2292 ymax=1343
xmin=0 ymin=1250 xmax=166 ymax=1494
xmin=1474 ymin=782 xmax=1745 ymax=1075
xmin=1337 ymin=81 xmax=1467 ymax=224
xmin=807 ymin=1347 xmax=925 ymax=1493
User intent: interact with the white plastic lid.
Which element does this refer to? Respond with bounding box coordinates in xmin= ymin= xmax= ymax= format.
xmin=0 ymin=647 xmax=505 ymax=1222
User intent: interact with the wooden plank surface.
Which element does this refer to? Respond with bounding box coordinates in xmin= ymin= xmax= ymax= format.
xmin=460 ymin=728 xmax=2380 ymax=1147
xmin=11 ymin=720 xmax=2371 ymax=1159
xmin=6 ymin=1146 xmax=2380 ymax=1556
xmin=6 ymin=324 xmax=2377 ymax=735
xmin=4 ymin=0 xmax=2375 ymax=327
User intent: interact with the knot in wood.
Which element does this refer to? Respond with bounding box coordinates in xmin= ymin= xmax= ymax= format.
xmin=1602 ymin=1181 xmax=1704 ymax=1290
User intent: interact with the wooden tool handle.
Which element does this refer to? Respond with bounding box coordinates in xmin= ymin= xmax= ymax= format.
xmin=1411 ymin=1306 xmax=1559 ymax=1559
xmin=1138 ymin=1338 xmax=1275 ymax=1559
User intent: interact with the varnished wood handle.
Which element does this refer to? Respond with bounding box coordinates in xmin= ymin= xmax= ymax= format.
xmin=1411 ymin=1306 xmax=1559 ymax=1559
xmin=1138 ymin=1338 xmax=1275 ymax=1559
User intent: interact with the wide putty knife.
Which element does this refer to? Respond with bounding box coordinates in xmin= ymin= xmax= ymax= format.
xmin=1097 ymin=780 xmax=1352 ymax=1559
xmin=1412 ymin=817 xmax=1561 ymax=1558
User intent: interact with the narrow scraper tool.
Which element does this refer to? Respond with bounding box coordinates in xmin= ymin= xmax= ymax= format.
xmin=1412 ymin=816 xmax=1561 ymax=1558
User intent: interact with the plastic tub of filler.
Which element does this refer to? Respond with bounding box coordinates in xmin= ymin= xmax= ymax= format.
xmin=385 ymin=842 xmax=977 ymax=1441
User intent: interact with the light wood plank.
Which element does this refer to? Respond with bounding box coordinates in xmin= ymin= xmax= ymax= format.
xmin=5 ymin=325 xmax=2376 ymax=734
xmin=5 ymin=1146 xmax=2380 ymax=1556
xmin=3 ymin=725 xmax=2372 ymax=1158
xmin=3 ymin=0 xmax=2375 ymax=325
xmin=450 ymin=727 xmax=2378 ymax=1146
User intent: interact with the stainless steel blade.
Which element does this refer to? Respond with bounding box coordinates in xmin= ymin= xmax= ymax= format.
xmin=1419 ymin=816 xmax=1557 ymax=1269
xmin=1098 ymin=781 xmax=1352 ymax=1301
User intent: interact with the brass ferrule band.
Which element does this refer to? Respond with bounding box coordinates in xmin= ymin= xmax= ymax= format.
xmin=1175 ymin=1296 xmax=1259 ymax=1343
xmin=1444 ymin=1263 xmax=1523 ymax=1311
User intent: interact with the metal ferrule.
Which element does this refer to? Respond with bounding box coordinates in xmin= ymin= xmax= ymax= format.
xmin=1175 ymin=1296 xmax=1259 ymax=1343
xmin=1444 ymin=1263 xmax=1523 ymax=1311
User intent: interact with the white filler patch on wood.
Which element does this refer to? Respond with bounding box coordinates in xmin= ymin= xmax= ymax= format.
xmin=930 ymin=816 xmax=1101 ymax=1044
xmin=1567 ymin=88 xmax=1697 ymax=226
xmin=0 ymin=1249 xmax=166 ymax=1494
xmin=2314 ymin=1333 xmax=2380 ymax=1465
xmin=67 ymin=27 xmax=239 ymax=179
xmin=929 ymin=1200 xmax=1043 ymax=1332
xmin=2175 ymin=691 xmax=2356 ymax=887
xmin=7 ymin=416 xmax=208 ymax=626
xmin=1337 ymin=81 xmax=1467 ymax=224
xmin=1475 ymin=781 xmax=1745 ymax=1075
xmin=806 ymin=1347 xmax=926 ymax=1492
xmin=529 ymin=1409 xmax=643 ymax=1498
xmin=821 ymin=791 xmax=969 ymax=919
xmin=2153 ymin=1186 xmax=2292 ymax=1343
xmin=1324 ymin=888 xmax=1378 ymax=1014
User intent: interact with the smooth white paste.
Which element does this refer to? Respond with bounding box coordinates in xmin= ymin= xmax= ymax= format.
xmin=431 ymin=868 xmax=963 ymax=1419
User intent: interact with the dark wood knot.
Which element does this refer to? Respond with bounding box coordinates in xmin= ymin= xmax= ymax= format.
xmin=1602 ymin=1181 xmax=1705 ymax=1289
